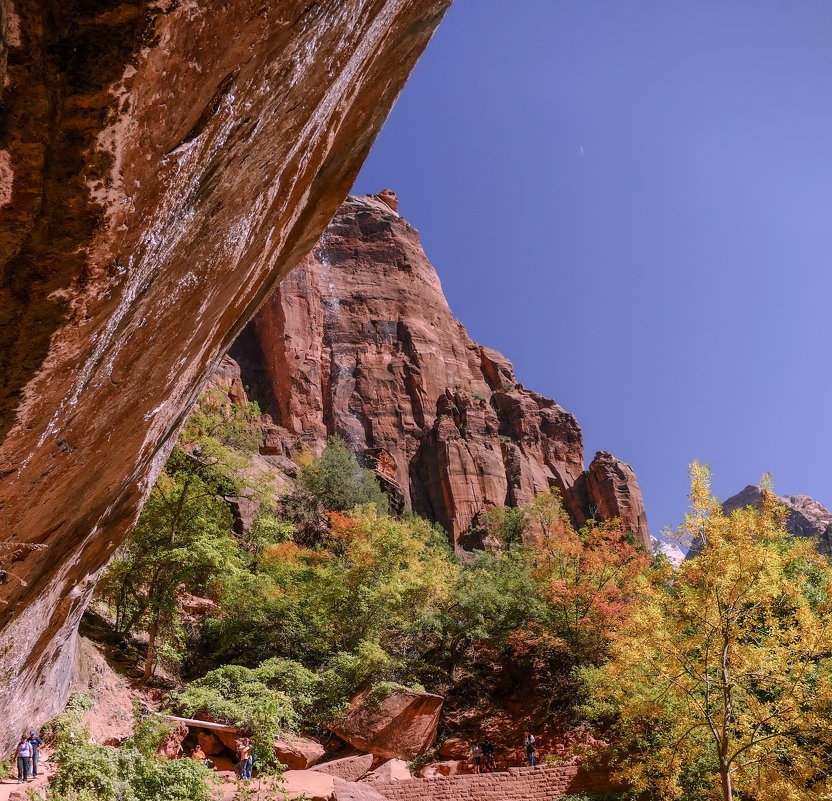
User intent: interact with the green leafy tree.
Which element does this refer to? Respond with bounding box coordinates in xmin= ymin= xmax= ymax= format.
xmin=283 ymin=436 xmax=388 ymax=544
xmin=97 ymin=387 xmax=267 ymax=682
xmin=205 ymin=506 xmax=455 ymax=713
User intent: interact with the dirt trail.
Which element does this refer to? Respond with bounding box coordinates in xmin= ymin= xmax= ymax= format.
xmin=0 ymin=750 xmax=54 ymax=801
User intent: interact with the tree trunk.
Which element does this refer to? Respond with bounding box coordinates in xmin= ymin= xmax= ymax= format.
xmin=142 ymin=616 xmax=158 ymax=683
xmin=720 ymin=763 xmax=733 ymax=801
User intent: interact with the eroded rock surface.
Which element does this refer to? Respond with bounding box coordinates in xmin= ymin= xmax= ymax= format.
xmin=328 ymin=688 xmax=443 ymax=760
xmin=0 ymin=0 xmax=450 ymax=749
xmin=230 ymin=194 xmax=650 ymax=547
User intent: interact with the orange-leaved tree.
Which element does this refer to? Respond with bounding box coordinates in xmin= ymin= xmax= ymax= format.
xmin=583 ymin=463 xmax=832 ymax=801
xmin=506 ymin=489 xmax=651 ymax=667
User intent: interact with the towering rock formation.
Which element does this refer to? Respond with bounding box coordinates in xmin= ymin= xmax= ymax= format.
xmin=0 ymin=0 xmax=451 ymax=747
xmin=230 ymin=193 xmax=650 ymax=547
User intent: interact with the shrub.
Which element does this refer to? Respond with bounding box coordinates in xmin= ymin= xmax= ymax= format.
xmin=44 ymin=742 xmax=217 ymax=801
xmin=283 ymin=437 xmax=389 ymax=544
xmin=172 ymin=659 xmax=317 ymax=764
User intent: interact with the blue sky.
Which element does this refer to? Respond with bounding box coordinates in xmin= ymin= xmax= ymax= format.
xmin=353 ymin=0 xmax=832 ymax=536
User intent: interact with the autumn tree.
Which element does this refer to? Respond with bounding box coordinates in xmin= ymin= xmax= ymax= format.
xmin=282 ymin=435 xmax=389 ymax=545
xmin=583 ymin=464 xmax=832 ymax=801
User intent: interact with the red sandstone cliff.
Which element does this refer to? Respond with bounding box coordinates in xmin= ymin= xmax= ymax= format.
xmin=229 ymin=193 xmax=650 ymax=548
xmin=0 ymin=1 xmax=451 ymax=747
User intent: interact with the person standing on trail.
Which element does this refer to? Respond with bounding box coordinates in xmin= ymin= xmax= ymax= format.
xmin=480 ymin=739 xmax=496 ymax=772
xmin=15 ymin=736 xmax=33 ymax=783
xmin=27 ymin=730 xmax=44 ymax=778
xmin=237 ymin=737 xmax=253 ymax=780
xmin=524 ymin=731 xmax=537 ymax=766
xmin=471 ymin=742 xmax=482 ymax=773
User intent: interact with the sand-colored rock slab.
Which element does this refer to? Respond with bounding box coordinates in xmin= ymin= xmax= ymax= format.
xmin=280 ymin=770 xmax=336 ymax=800
xmin=365 ymin=758 xmax=414 ymax=783
xmin=418 ymin=760 xmax=463 ymax=778
xmin=311 ymin=753 xmax=374 ymax=782
xmin=332 ymin=777 xmax=390 ymax=801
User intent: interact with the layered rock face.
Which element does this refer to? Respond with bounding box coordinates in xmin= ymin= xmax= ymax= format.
xmin=0 ymin=0 xmax=450 ymax=747
xmin=231 ymin=193 xmax=650 ymax=547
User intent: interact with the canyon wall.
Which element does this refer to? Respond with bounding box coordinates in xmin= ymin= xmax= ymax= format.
xmin=230 ymin=193 xmax=650 ymax=547
xmin=0 ymin=0 xmax=451 ymax=747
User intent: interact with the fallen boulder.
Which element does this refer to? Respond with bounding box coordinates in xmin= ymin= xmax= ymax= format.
xmin=438 ymin=737 xmax=470 ymax=759
xmin=310 ymin=753 xmax=374 ymax=782
xmin=274 ymin=735 xmax=326 ymax=770
xmin=215 ymin=729 xmax=324 ymax=769
xmin=332 ymin=777 xmax=390 ymax=801
xmin=329 ymin=688 xmax=443 ymax=759
xmin=280 ymin=770 xmax=335 ymax=801
xmin=365 ymin=758 xmax=413 ymax=783
xmin=197 ymin=730 xmax=225 ymax=756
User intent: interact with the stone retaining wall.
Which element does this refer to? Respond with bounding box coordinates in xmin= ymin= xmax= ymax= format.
xmin=373 ymin=764 xmax=618 ymax=801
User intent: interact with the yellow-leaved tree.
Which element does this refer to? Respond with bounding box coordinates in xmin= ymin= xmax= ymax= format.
xmin=583 ymin=463 xmax=832 ymax=801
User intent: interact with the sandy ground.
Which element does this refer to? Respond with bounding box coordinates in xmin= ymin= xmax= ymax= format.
xmin=0 ymin=750 xmax=55 ymax=801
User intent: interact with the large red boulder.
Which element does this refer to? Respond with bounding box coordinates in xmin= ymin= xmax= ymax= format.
xmin=273 ymin=735 xmax=326 ymax=770
xmin=196 ymin=731 xmax=225 ymax=756
xmin=438 ymin=737 xmax=470 ymax=759
xmin=215 ymin=729 xmax=324 ymax=769
xmin=329 ymin=689 xmax=443 ymax=760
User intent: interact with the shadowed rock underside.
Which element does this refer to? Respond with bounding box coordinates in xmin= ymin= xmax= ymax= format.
xmin=0 ymin=0 xmax=451 ymax=748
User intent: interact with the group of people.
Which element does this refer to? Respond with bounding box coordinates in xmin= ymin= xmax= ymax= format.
xmin=470 ymin=738 xmax=497 ymax=773
xmin=190 ymin=735 xmax=254 ymax=779
xmin=13 ymin=730 xmax=44 ymax=784
xmin=470 ymin=731 xmax=538 ymax=773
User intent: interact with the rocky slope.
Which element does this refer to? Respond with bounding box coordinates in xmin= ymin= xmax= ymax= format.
xmin=228 ymin=192 xmax=650 ymax=548
xmin=0 ymin=0 xmax=450 ymax=748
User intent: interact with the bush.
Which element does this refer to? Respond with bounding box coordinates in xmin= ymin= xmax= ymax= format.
xmin=172 ymin=659 xmax=317 ymax=764
xmin=44 ymin=742 xmax=217 ymax=801
xmin=282 ymin=437 xmax=389 ymax=544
